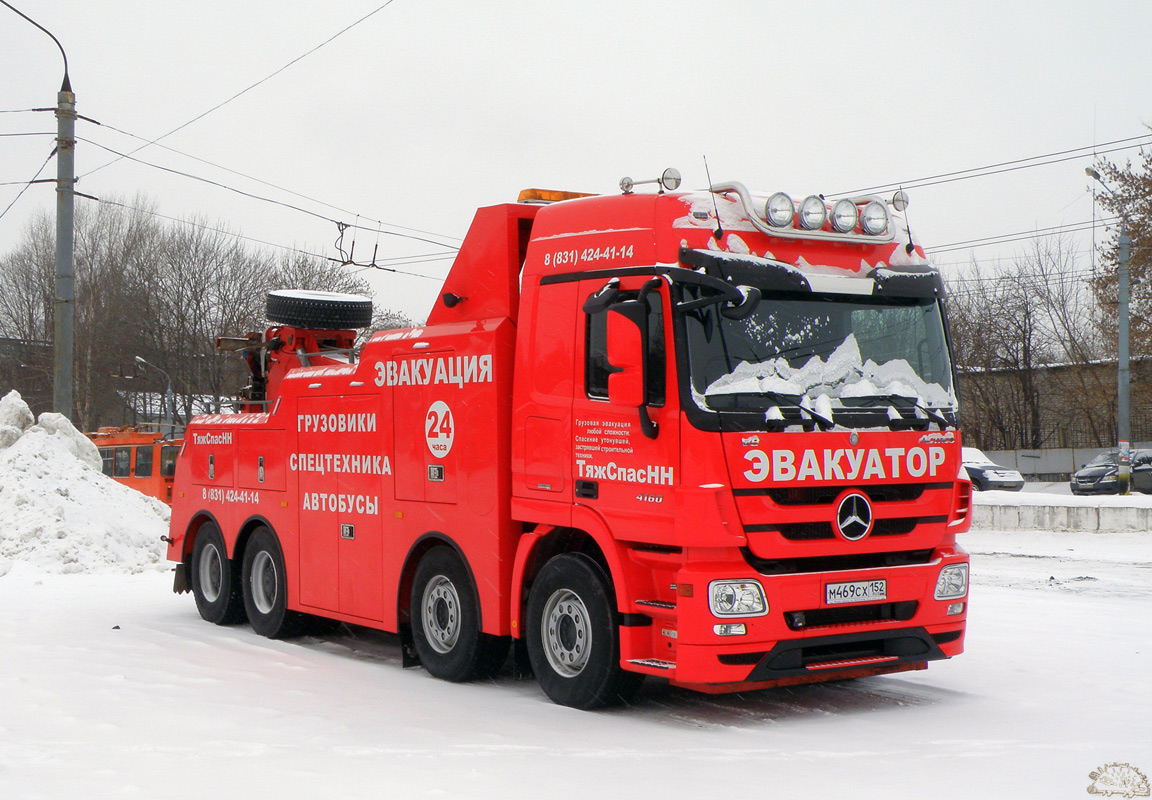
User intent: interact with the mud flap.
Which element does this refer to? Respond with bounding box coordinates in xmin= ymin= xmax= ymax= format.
xmin=172 ymin=561 xmax=190 ymax=594
xmin=400 ymin=623 xmax=420 ymax=668
xmin=512 ymin=636 xmax=534 ymax=680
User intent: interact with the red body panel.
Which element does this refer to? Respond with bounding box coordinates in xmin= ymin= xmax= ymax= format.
xmin=169 ymin=186 xmax=970 ymax=693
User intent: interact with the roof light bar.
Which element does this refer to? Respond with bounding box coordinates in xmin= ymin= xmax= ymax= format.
xmin=707 ymin=181 xmax=897 ymax=244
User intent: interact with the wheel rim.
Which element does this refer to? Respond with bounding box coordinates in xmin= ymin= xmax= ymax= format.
xmin=198 ymin=542 xmax=223 ymax=603
xmin=542 ymin=589 xmax=591 ymax=677
xmin=421 ymin=575 xmax=461 ymax=654
xmin=251 ymin=550 xmax=277 ymax=615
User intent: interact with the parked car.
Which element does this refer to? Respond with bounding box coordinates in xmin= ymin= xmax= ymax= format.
xmin=1070 ymin=449 xmax=1152 ymax=495
xmin=961 ymin=447 xmax=1025 ymax=491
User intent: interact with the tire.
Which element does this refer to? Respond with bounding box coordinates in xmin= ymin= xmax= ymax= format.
xmin=266 ymin=289 xmax=373 ymax=329
xmin=241 ymin=527 xmax=305 ymax=638
xmin=526 ymin=553 xmax=643 ymax=709
xmin=191 ymin=522 xmax=245 ymax=625
xmin=474 ymin=635 xmax=512 ymax=680
xmin=410 ymin=546 xmax=486 ymax=682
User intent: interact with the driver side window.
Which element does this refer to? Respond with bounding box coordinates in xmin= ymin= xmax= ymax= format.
xmin=584 ymin=290 xmax=665 ymax=405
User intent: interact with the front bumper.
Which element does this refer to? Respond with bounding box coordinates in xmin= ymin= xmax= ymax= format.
xmin=624 ymin=546 xmax=968 ymax=689
xmin=1070 ymin=481 xmax=1118 ymax=495
xmin=740 ymin=626 xmax=950 ymax=681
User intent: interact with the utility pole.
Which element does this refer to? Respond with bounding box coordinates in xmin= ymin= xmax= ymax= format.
xmin=1 ymin=2 xmax=74 ymax=419
xmin=1087 ymin=167 xmax=1132 ymax=494
xmin=54 ymin=73 xmax=75 ymax=420
xmin=1117 ymin=225 xmax=1131 ymax=493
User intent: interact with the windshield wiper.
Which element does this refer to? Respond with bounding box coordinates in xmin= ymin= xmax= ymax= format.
xmin=849 ymin=394 xmax=954 ymax=428
xmin=704 ymin=389 xmax=799 ymax=410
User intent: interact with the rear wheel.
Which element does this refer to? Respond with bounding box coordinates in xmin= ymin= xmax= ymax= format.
xmin=411 ymin=546 xmax=488 ymax=682
xmin=526 ymin=553 xmax=642 ymax=709
xmin=242 ymin=527 xmax=305 ymax=638
xmin=191 ymin=523 xmax=244 ymax=625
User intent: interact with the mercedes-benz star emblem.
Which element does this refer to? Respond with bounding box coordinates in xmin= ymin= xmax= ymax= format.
xmin=836 ymin=492 xmax=873 ymax=541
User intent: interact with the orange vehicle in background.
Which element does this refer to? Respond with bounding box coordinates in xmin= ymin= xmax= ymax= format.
xmin=90 ymin=427 xmax=182 ymax=504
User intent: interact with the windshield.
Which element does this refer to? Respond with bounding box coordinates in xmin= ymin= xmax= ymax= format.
xmin=680 ymin=286 xmax=955 ymax=424
xmin=962 ymin=447 xmax=995 ymax=466
xmin=1084 ymin=452 xmax=1118 ymax=468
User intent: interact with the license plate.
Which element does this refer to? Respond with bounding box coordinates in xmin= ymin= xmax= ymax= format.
xmin=826 ymin=579 xmax=887 ymax=605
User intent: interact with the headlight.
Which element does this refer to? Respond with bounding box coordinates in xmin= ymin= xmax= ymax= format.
xmin=934 ymin=564 xmax=969 ymax=601
xmin=765 ymin=192 xmax=794 ymax=227
xmin=860 ymin=201 xmax=889 ymax=235
xmin=831 ymin=199 xmax=858 ymax=233
xmin=708 ymin=580 xmax=768 ymax=617
xmin=798 ymin=195 xmax=827 ymax=230
xmin=1101 ymin=475 xmax=1118 ymax=483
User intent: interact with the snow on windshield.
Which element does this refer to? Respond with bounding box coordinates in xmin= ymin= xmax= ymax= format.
xmin=702 ymin=333 xmax=955 ymax=410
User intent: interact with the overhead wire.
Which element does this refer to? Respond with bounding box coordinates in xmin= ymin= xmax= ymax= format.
xmin=926 ymin=217 xmax=1120 ymax=254
xmin=0 ymin=146 xmax=55 ymax=223
xmin=79 ymin=1 xmax=398 ymax=182
xmin=76 ymin=136 xmax=459 ymax=251
xmin=88 ymin=195 xmax=447 ymax=281
xmin=88 ymin=118 xmax=461 ymax=245
xmin=831 ymin=134 xmax=1152 ymax=197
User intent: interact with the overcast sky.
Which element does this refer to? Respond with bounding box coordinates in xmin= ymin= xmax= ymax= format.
xmin=1 ymin=0 xmax=1149 ymax=321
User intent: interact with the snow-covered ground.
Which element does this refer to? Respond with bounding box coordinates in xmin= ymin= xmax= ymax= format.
xmin=0 ymin=392 xmax=1148 ymax=798
xmin=980 ymin=481 xmax=1152 ymax=506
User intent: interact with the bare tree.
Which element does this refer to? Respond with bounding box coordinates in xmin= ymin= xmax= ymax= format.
xmin=1090 ymin=133 xmax=1152 ymax=360
xmin=0 ymin=197 xmax=405 ymax=431
xmin=948 ymin=235 xmax=1113 ymax=449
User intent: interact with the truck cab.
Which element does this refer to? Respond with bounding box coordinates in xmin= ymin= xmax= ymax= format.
xmin=505 ymin=183 xmax=970 ymax=695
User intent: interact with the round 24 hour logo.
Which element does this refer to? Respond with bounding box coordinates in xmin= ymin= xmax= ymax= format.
xmin=425 ymin=401 xmax=454 ymax=458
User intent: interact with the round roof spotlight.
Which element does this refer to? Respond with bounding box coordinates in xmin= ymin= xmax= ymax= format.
xmin=765 ymin=192 xmax=794 ymax=227
xmin=798 ymin=195 xmax=827 ymax=230
xmin=661 ymin=168 xmax=682 ymax=191
xmin=619 ymin=176 xmax=635 ymax=194
xmin=831 ymin=199 xmax=859 ymax=233
xmin=891 ymin=190 xmax=910 ymax=212
xmin=860 ymin=201 xmax=889 ymax=235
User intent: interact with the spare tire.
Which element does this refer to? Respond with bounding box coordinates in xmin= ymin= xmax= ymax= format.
xmin=266 ymin=289 xmax=373 ymax=329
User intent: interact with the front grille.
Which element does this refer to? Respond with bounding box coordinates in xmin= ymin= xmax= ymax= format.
xmin=785 ymin=601 xmax=918 ymax=631
xmin=741 ymin=482 xmax=948 ymax=507
xmin=777 ymin=522 xmax=835 ymax=541
xmin=742 ymin=548 xmax=936 ymax=576
xmin=872 ymin=518 xmax=920 ymax=537
xmin=757 ymin=516 xmax=932 ymax=541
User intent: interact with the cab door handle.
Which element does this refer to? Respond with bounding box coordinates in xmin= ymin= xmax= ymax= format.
xmin=575 ymin=480 xmax=598 ymax=499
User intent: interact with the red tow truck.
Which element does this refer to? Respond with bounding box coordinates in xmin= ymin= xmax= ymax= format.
xmin=167 ymin=173 xmax=971 ymax=708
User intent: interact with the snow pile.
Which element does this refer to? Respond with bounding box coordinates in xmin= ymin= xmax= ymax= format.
xmin=704 ymin=334 xmax=955 ymax=409
xmin=0 ymin=391 xmax=169 ymax=577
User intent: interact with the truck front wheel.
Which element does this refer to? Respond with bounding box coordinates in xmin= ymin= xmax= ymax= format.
xmin=526 ymin=553 xmax=643 ymax=709
xmin=241 ymin=527 xmax=304 ymax=638
xmin=191 ymin=523 xmax=244 ymax=625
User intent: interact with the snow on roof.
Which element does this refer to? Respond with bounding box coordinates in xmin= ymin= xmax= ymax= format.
xmin=0 ymin=390 xmax=169 ymax=577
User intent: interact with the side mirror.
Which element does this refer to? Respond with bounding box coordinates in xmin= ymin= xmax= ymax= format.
xmin=582 ymin=278 xmax=620 ymax=314
xmin=606 ymin=303 xmax=646 ymax=408
xmin=603 ymin=278 xmax=661 ymax=439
